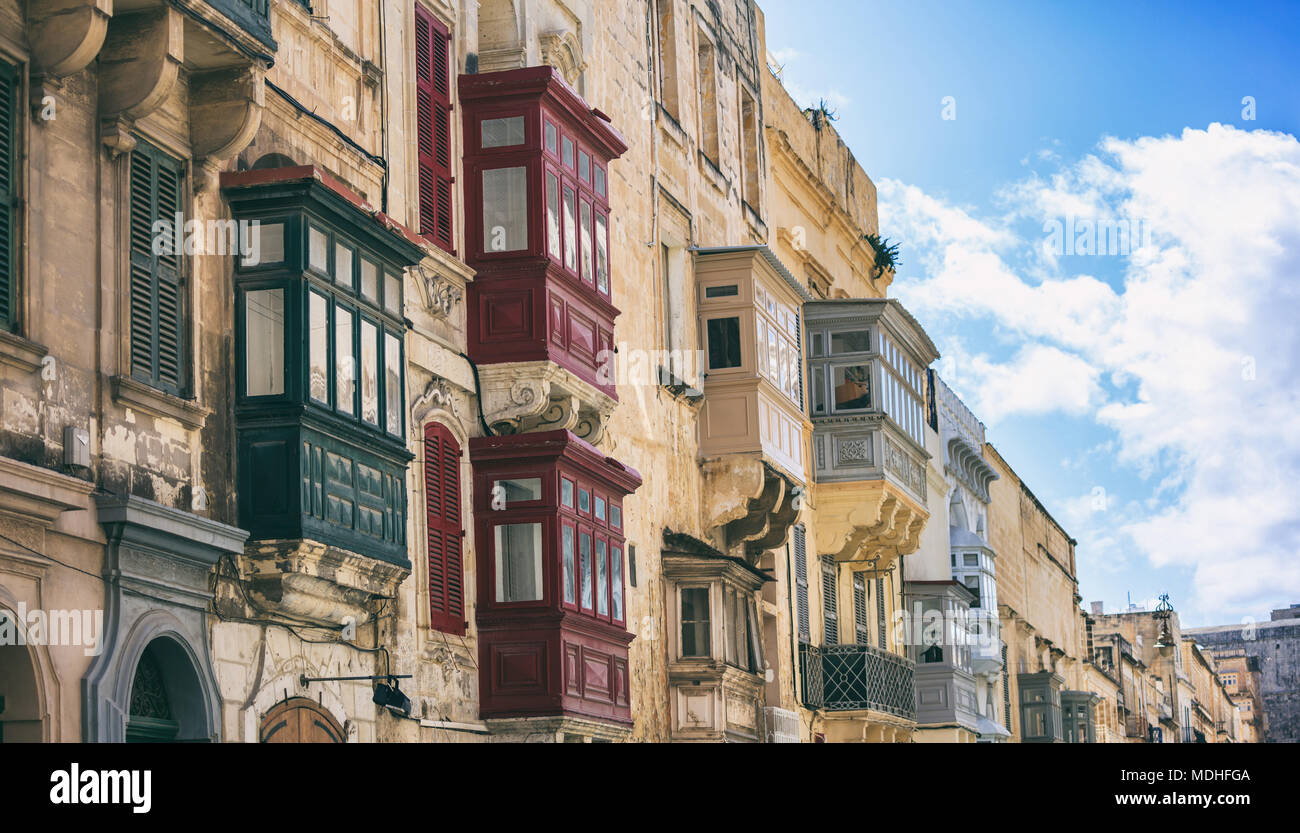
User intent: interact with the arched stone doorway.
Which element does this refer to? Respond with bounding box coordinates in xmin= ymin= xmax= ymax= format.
xmin=0 ymin=640 xmax=42 ymax=742
xmin=124 ymin=637 xmax=212 ymax=743
xmin=259 ymin=697 xmax=345 ymax=743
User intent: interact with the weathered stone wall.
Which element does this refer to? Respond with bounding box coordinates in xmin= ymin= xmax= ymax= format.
xmin=1188 ymin=612 xmax=1300 ymax=743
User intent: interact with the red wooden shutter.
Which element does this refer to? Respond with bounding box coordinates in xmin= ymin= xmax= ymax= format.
xmin=424 ymin=422 xmax=464 ymax=634
xmin=415 ymin=7 xmax=454 ymax=253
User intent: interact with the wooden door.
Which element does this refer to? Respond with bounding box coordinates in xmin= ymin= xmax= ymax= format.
xmin=259 ymin=697 xmax=344 ymax=743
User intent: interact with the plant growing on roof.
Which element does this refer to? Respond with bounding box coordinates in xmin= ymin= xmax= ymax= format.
xmin=864 ymin=233 xmax=901 ymax=278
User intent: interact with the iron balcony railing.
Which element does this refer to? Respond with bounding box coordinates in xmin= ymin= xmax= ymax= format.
xmin=799 ymin=642 xmax=916 ymax=719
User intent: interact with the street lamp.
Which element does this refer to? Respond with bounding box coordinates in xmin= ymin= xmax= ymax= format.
xmin=1153 ymin=593 xmax=1175 ymax=653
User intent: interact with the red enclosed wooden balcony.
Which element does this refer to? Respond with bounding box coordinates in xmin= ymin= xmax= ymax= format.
xmin=459 ymin=67 xmax=628 ymax=441
xmin=470 ymin=430 xmax=642 ymax=727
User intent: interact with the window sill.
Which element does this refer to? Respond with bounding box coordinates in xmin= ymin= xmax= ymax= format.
xmin=111 ymin=375 xmax=209 ymax=430
xmin=698 ymin=150 xmax=730 ymax=195
xmin=0 ymin=330 xmax=48 ymax=374
xmin=657 ymin=104 xmax=688 ymax=149
xmin=743 ymin=201 xmax=768 ymax=242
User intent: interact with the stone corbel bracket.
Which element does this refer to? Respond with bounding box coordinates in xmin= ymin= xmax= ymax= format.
xmin=476 ymin=361 xmax=616 ymax=446
xmin=814 ymin=479 xmax=928 ymax=577
xmin=701 ymin=456 xmax=802 ymax=561
xmin=26 ymin=0 xmax=113 ymax=91
xmin=239 ymin=540 xmax=411 ymax=629
xmin=97 ymin=6 xmax=184 ymax=156
xmin=190 ymin=65 xmax=266 ymax=191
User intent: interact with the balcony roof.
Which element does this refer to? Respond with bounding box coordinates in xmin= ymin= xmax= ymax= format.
xmin=692 ymin=245 xmax=814 ymax=302
xmin=804 ymin=297 xmax=940 ymax=365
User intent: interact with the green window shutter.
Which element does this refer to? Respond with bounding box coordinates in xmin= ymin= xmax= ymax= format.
xmin=129 ymin=141 xmax=185 ymax=394
xmin=822 ymin=559 xmax=838 ymax=646
xmin=0 ymin=62 xmax=16 ymax=329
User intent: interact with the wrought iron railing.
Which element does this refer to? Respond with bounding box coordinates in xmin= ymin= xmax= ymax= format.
xmin=799 ymin=642 xmax=916 ymax=719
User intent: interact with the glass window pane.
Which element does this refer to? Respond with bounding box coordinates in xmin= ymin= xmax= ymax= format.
xmin=561 ymin=478 xmax=574 ymax=508
xmin=707 ymin=317 xmax=742 ymax=369
xmin=494 ymin=523 xmax=543 ymax=602
xmin=580 ymin=532 xmax=593 ymax=610
xmin=610 ymin=505 xmax=621 ymax=529
xmin=578 ymin=149 xmax=590 ymax=181
xmin=309 ymin=226 xmax=328 ymax=273
xmin=580 ymin=201 xmax=593 ymax=284
xmin=681 ymin=587 xmax=710 ymax=657
xmin=831 ymin=330 xmax=871 ymax=354
xmin=563 ymin=186 xmax=577 ymax=271
xmin=245 ymin=289 xmax=284 ymax=396
xmin=309 ymin=292 xmax=329 ymax=403
xmin=482 ymin=167 xmax=528 ymax=253
xmin=833 ymin=364 xmax=871 ymax=410
xmin=494 ymin=477 xmax=542 ymax=504
xmin=563 ymin=525 xmax=576 ymax=605
xmin=243 ymin=221 xmax=284 ymax=267
xmin=360 ymin=258 xmax=378 ymax=303
xmin=813 ymin=366 xmax=826 ymax=414
xmin=335 ymin=307 xmax=355 ymax=415
xmin=385 ymin=331 xmax=402 ymax=435
xmin=594 ymin=496 xmax=606 ymax=521
xmin=360 ymin=319 xmax=379 ymax=424
xmin=562 ymin=135 xmax=574 ymax=168
xmin=546 ymin=172 xmax=561 ymax=260
xmin=335 ymin=242 xmax=353 ymax=288
xmin=545 ymin=121 xmax=557 ymax=154
xmin=482 ymin=116 xmax=525 ymax=148
xmin=596 ymin=540 xmax=608 ymax=616
xmin=611 ymin=546 xmax=623 ymax=620
xmin=578 ymin=488 xmax=590 ymax=513
xmin=384 ymin=272 xmax=401 ymax=316
xmin=595 ymin=166 xmax=606 ymax=197
xmin=595 ymin=214 xmax=609 ymax=295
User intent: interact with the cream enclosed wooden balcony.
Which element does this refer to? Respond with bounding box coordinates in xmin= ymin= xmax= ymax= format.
xmin=805 ymin=299 xmax=939 ymax=576
xmin=695 ymin=247 xmax=812 ymax=558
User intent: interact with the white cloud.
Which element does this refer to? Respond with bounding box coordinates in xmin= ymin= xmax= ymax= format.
xmin=879 ymin=124 xmax=1300 ymax=621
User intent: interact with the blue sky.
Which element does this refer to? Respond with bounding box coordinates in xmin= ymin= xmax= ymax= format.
xmin=761 ymin=0 xmax=1300 ymax=627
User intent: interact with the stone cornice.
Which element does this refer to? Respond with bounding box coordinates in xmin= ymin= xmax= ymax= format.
xmin=0 ymin=457 xmax=94 ymax=526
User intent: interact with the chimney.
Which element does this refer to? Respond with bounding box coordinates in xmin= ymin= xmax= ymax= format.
xmin=1090 ymin=601 xmax=1104 ymax=616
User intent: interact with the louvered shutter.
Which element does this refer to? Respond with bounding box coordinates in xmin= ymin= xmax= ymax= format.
xmin=425 ymin=422 xmax=465 ymax=634
xmin=0 ymin=63 xmax=14 ymax=329
xmin=415 ymin=7 xmax=454 ymax=253
xmin=129 ymin=142 xmax=186 ymax=395
xmin=1002 ymin=644 xmax=1012 ymax=728
xmin=853 ymin=574 xmax=869 ymax=645
xmin=876 ymin=576 xmax=887 ymax=649
xmin=793 ymin=524 xmax=810 ymax=643
xmin=822 ymin=559 xmax=838 ymax=646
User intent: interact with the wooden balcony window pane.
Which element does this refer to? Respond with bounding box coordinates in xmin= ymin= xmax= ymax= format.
xmin=245 ymin=289 xmax=284 ymax=396
xmin=309 ymin=292 xmax=328 ymax=403
xmin=482 ymin=166 xmax=528 ymax=252
xmin=495 ymin=522 xmax=543 ymax=602
xmin=681 ymin=587 xmax=710 ymax=657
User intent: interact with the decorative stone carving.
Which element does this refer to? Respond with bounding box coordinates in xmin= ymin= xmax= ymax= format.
xmin=538 ymin=30 xmax=587 ymax=88
xmin=411 ymin=375 xmax=459 ymax=426
xmin=415 ymin=264 xmax=463 ymax=317
xmin=476 ymin=361 xmax=616 ymax=444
